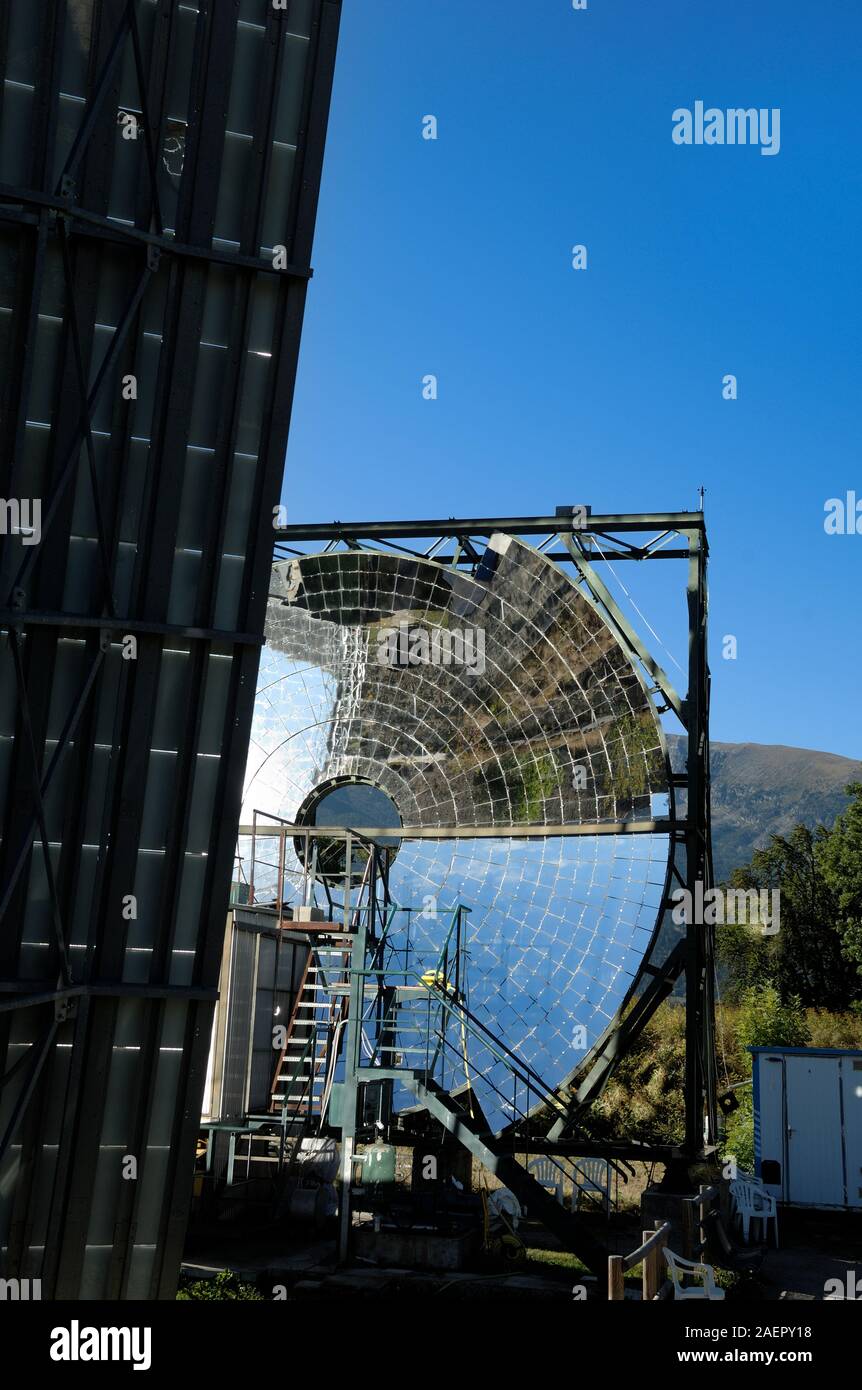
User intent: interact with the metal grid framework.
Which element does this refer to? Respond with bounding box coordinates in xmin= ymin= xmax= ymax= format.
xmin=244 ymin=539 xmax=672 ymax=1135
xmin=0 ymin=0 xmax=341 ymax=1298
xmin=273 ymin=513 xmax=717 ymax=1155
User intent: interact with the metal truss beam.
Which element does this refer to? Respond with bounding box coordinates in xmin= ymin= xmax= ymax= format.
xmin=0 ymin=611 xmax=263 ymax=644
xmin=239 ymin=819 xmax=681 ymax=839
xmin=683 ymin=527 xmax=717 ymax=1152
xmin=274 ymin=511 xmax=706 ymax=541
xmin=0 ymin=189 xmax=313 ymax=280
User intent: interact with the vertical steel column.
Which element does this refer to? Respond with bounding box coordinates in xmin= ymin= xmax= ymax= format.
xmin=684 ymin=526 xmax=717 ymax=1154
xmin=337 ymin=831 xmax=365 ymax=1262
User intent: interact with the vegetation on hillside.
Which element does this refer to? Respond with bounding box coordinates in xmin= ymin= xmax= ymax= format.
xmin=672 ymin=735 xmax=862 ymax=884
xmin=573 ymin=1001 xmax=862 ymax=1150
xmin=717 ymin=788 xmax=862 ymax=1006
xmin=816 ymin=782 xmax=862 ymax=983
xmin=572 ymin=785 xmax=862 ymax=1153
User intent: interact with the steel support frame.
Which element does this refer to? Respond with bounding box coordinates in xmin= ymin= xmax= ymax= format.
xmin=274 ymin=512 xmax=717 ymax=1159
xmin=0 ymin=0 xmax=342 ymax=1298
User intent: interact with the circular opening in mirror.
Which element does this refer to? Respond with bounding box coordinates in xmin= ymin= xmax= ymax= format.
xmin=294 ymin=779 xmax=402 ymax=882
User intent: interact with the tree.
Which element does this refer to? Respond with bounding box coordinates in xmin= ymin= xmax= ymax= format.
xmin=817 ymin=782 xmax=862 ymax=987
xmin=716 ymin=867 xmax=773 ymax=1005
xmin=719 ymin=826 xmax=851 ymax=1010
xmin=735 ymin=984 xmax=811 ymax=1050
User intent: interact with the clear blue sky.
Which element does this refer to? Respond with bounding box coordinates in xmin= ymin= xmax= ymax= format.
xmin=283 ymin=0 xmax=862 ymax=760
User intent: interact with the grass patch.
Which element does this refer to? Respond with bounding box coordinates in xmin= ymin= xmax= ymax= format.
xmin=525 ymin=1247 xmax=590 ymax=1275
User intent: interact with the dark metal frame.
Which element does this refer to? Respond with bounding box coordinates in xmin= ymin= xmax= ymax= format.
xmin=0 ymin=0 xmax=341 ymax=1298
xmin=273 ymin=511 xmax=717 ymax=1159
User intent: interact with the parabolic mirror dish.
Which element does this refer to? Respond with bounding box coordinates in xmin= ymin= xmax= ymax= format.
xmin=241 ymin=536 xmax=671 ymax=1133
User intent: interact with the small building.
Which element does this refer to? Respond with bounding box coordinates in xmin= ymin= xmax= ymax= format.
xmin=752 ymin=1046 xmax=862 ymax=1209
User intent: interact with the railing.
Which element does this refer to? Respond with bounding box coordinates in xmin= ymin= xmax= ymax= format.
xmin=606 ymin=1186 xmax=718 ymax=1301
xmin=359 ymin=966 xmax=567 ymax=1118
xmin=238 ymin=812 xmax=397 ymax=938
xmin=354 ymin=963 xmax=579 ymax=1204
xmin=608 ymin=1220 xmax=671 ymax=1301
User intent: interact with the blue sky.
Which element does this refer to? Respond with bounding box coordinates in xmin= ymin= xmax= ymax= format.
xmin=283 ymin=0 xmax=862 ymax=760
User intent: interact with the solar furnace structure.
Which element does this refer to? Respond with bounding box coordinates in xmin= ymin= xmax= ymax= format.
xmin=0 ymin=0 xmax=341 ymax=1298
xmin=247 ymin=513 xmax=716 ymax=1150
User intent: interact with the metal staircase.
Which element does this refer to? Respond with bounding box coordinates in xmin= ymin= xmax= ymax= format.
xmin=349 ymin=959 xmax=611 ymax=1275
xmin=269 ymin=933 xmax=352 ymax=1123
xmin=240 ymin=818 xmax=611 ymax=1274
xmin=265 ymin=837 xmax=392 ymax=1128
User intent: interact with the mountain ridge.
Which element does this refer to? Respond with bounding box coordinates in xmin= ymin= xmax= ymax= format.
xmin=667 ymin=735 xmax=862 ymax=880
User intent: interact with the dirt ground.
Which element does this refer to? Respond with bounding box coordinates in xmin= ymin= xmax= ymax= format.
xmin=755 ymin=1208 xmax=862 ymax=1299
xmin=183 ymin=1202 xmax=862 ymax=1301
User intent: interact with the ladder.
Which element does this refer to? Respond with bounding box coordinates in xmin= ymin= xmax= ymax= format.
xmin=269 ymin=932 xmax=352 ymax=1124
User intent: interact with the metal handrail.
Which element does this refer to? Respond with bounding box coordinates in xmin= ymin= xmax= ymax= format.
xmin=244 ymin=813 xmax=399 ymax=920
xmin=397 ymin=995 xmax=578 ymax=1198
xmin=277 ymin=1025 xmax=316 ymax=1111
xmin=358 ymin=965 xmax=567 ymax=1121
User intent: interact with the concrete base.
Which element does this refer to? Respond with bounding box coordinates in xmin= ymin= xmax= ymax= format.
xmin=353 ymin=1225 xmax=479 ymax=1272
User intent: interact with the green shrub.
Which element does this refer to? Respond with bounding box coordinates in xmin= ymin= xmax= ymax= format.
xmin=565 ymin=997 xmax=858 ymax=1149
xmin=805 ymin=1008 xmax=862 ymax=1048
xmin=735 ymin=986 xmax=810 ymax=1050
xmin=177 ymin=1269 xmax=264 ymax=1301
xmin=721 ymin=1088 xmax=755 ymax=1174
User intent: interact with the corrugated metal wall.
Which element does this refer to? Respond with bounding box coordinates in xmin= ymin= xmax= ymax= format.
xmin=0 ymin=0 xmax=340 ymax=1297
xmin=220 ymin=923 xmax=259 ymax=1119
xmin=205 ymin=910 xmax=307 ymax=1184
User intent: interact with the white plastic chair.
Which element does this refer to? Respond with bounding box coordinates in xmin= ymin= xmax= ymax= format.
xmin=734 ymin=1169 xmax=764 ymax=1187
xmin=572 ymin=1157 xmax=611 ymax=1214
xmin=487 ymin=1187 xmax=522 ymax=1230
xmin=666 ymin=1249 xmax=725 ymax=1301
xmin=527 ymin=1157 xmax=565 ymax=1205
xmin=729 ymin=1178 xmax=779 ymax=1247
